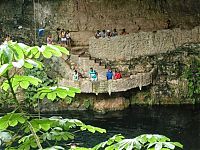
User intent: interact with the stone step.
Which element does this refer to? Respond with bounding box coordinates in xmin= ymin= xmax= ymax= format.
xmin=70 ymin=46 xmax=89 ymax=55
xmin=70 ymin=46 xmax=89 ymax=51
xmin=79 ymin=53 xmax=90 ymax=57
xmin=90 ymin=57 xmax=96 ymax=60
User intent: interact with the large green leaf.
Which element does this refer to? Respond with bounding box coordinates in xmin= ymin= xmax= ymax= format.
xmin=1 ymin=81 xmax=9 ymax=91
xmin=155 ymin=142 xmax=162 ymax=150
xmin=43 ymin=146 xmax=65 ymax=150
xmin=25 ymin=59 xmax=43 ymax=68
xmin=12 ymin=59 xmax=24 ymax=68
xmin=1 ymin=43 xmax=14 ymax=63
xmin=20 ymin=80 xmax=30 ymax=89
xmin=47 ymin=92 xmax=57 ymax=101
xmin=0 ymin=64 xmax=12 ymax=76
xmin=0 ymin=113 xmax=27 ymax=130
xmin=26 ymin=46 xmax=40 ymax=58
xmin=2 ymin=75 xmax=42 ymax=91
xmin=56 ymin=90 xmax=68 ymax=98
xmin=35 ymin=86 xmax=80 ymax=100
xmin=8 ymin=41 xmax=24 ymax=60
xmin=51 ymin=45 xmax=69 ymax=55
xmin=42 ymin=45 xmax=53 ymax=58
xmin=45 ymin=45 xmax=62 ymax=57
xmin=172 ymin=142 xmax=183 ymax=149
xmin=0 ymin=132 xmax=12 ymax=143
xmin=69 ymin=87 xmax=81 ymax=93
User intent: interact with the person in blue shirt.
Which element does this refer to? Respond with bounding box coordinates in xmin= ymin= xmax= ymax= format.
xmin=38 ymin=28 xmax=45 ymax=37
xmin=89 ymin=67 xmax=98 ymax=81
xmin=106 ymin=68 xmax=113 ymax=80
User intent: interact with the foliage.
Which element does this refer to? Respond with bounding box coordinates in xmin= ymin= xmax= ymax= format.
xmin=0 ymin=41 xmax=106 ymax=149
xmin=184 ymin=57 xmax=200 ymax=102
xmin=23 ymin=66 xmax=58 ymax=108
xmin=74 ymin=134 xmax=183 ymax=150
xmin=0 ymin=114 xmax=106 ymax=149
xmin=0 ymin=41 xmax=183 ymax=149
xmin=83 ymin=99 xmax=92 ymax=109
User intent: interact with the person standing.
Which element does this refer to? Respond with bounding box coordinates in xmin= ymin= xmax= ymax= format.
xmin=47 ymin=34 xmax=53 ymax=44
xmin=60 ymin=29 xmax=66 ymax=46
xmin=106 ymin=68 xmax=113 ymax=80
xmin=56 ymin=27 xmax=61 ymax=43
xmin=106 ymin=30 xmax=111 ymax=37
xmin=120 ymin=28 xmax=129 ymax=35
xmin=5 ymin=34 xmax=11 ymax=42
xmin=89 ymin=67 xmax=98 ymax=81
xmin=73 ymin=70 xmax=79 ymax=81
xmin=95 ymin=30 xmax=101 ymax=39
xmin=111 ymin=29 xmax=118 ymax=37
xmin=100 ymin=30 xmax=106 ymax=38
xmin=66 ymin=30 xmax=71 ymax=46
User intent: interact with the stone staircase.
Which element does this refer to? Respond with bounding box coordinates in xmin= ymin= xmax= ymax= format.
xmin=63 ymin=46 xmax=110 ymax=80
xmin=59 ymin=46 xmax=157 ymax=94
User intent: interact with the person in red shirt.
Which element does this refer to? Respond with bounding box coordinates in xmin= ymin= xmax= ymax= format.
xmin=114 ymin=70 xmax=122 ymax=79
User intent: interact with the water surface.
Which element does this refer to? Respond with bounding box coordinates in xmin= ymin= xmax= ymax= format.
xmin=49 ymin=105 xmax=200 ymax=150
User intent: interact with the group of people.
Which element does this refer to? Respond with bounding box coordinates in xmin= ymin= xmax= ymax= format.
xmin=46 ymin=28 xmax=72 ymax=46
xmin=95 ymin=28 xmax=128 ymax=39
xmin=73 ymin=68 xmax=98 ymax=81
xmin=73 ymin=67 xmax=122 ymax=81
xmin=106 ymin=68 xmax=122 ymax=80
xmin=56 ymin=28 xmax=71 ymax=46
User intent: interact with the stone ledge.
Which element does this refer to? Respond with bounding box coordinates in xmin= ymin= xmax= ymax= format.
xmin=58 ymin=68 xmax=156 ymax=94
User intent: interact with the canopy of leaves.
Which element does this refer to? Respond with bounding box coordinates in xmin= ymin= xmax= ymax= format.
xmin=34 ymin=86 xmax=81 ymax=101
xmin=0 ymin=41 xmax=69 ymax=77
xmin=0 ymin=114 xmax=106 ymax=150
xmin=74 ymin=134 xmax=183 ymax=150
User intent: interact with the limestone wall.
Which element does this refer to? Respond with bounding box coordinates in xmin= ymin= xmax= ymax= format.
xmin=1 ymin=0 xmax=200 ymax=45
xmin=89 ymin=26 xmax=200 ymax=60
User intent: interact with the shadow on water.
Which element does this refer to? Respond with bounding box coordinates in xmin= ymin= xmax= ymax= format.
xmin=41 ymin=104 xmax=200 ymax=150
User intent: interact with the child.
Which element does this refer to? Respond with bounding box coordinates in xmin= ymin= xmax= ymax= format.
xmin=73 ymin=70 xmax=79 ymax=81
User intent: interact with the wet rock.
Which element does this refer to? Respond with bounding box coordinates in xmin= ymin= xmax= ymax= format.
xmin=93 ymin=96 xmax=129 ymax=112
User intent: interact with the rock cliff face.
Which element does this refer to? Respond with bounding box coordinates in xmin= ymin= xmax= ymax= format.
xmin=41 ymin=43 xmax=199 ymax=112
xmin=1 ymin=0 xmax=200 ymax=112
xmin=1 ymin=0 xmax=200 ymax=45
xmin=130 ymin=44 xmax=200 ymax=105
xmin=89 ymin=26 xmax=200 ymax=61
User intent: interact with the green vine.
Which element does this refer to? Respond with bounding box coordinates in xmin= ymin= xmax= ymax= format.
xmin=185 ymin=57 xmax=200 ymax=102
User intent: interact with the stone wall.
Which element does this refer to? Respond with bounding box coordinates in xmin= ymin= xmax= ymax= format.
xmin=130 ymin=44 xmax=200 ymax=105
xmin=1 ymin=0 xmax=200 ymax=45
xmin=89 ymin=26 xmax=200 ymax=60
xmin=58 ymin=68 xmax=155 ymax=94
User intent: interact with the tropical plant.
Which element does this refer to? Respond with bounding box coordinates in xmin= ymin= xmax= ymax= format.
xmin=73 ymin=134 xmax=183 ymax=150
xmin=0 ymin=41 xmax=106 ymax=149
xmin=0 ymin=41 xmax=183 ymax=150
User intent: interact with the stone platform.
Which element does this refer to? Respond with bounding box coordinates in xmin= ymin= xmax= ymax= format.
xmin=58 ymin=68 xmax=156 ymax=95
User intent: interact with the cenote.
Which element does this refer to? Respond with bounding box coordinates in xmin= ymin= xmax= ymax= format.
xmin=43 ymin=105 xmax=200 ymax=150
